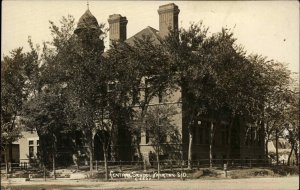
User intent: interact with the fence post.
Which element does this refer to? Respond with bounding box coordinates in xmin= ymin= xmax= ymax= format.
xmin=181 ymin=161 xmax=183 ymax=181
xmin=95 ymin=160 xmax=98 ymax=171
xmin=224 ymin=163 xmax=227 ymax=178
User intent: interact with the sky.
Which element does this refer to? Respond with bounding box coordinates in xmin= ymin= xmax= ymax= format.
xmin=2 ymin=1 xmax=299 ymax=72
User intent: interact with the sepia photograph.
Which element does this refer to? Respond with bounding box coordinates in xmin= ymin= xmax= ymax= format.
xmin=1 ymin=1 xmax=299 ymax=189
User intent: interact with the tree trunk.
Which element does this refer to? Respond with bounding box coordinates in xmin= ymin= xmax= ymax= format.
xmin=89 ymin=148 xmax=93 ymax=171
xmin=4 ymin=145 xmax=9 ymax=179
xmin=139 ymin=110 xmax=147 ymax=169
xmin=87 ymin=130 xmax=95 ymax=172
xmin=89 ymin=136 xmax=94 ymax=172
xmin=182 ymin=84 xmax=196 ymax=171
xmin=8 ymin=114 xmax=16 ymax=169
xmin=52 ymin=152 xmax=56 ymax=179
xmin=110 ymin=142 xmax=117 ymax=162
xmin=83 ymin=129 xmax=94 ymax=172
xmin=187 ymin=128 xmax=193 ymax=170
xmin=135 ymin=141 xmax=142 ymax=161
xmin=294 ymin=146 xmax=299 ymax=166
xmin=265 ymin=138 xmax=269 ymax=163
xmin=43 ymin=163 xmax=46 ymax=181
xmin=110 ymin=125 xmax=118 ymax=162
xmin=9 ymin=142 xmax=13 ymax=164
xmin=265 ymin=121 xmax=269 ymax=161
xmin=226 ymin=120 xmax=233 ymax=163
xmin=275 ymin=130 xmax=279 ymax=165
xmin=209 ymin=121 xmax=214 ymax=169
xmin=287 ymin=143 xmax=294 ymax=166
xmin=52 ymin=134 xmax=57 ymax=180
xmin=156 ymin=147 xmax=160 ymax=180
xmin=103 ymin=144 xmax=109 ymax=180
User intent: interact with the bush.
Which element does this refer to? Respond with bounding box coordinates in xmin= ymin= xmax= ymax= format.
xmin=192 ymin=170 xmax=203 ymax=179
xmin=229 ymin=168 xmax=274 ymax=179
xmin=271 ymin=166 xmax=299 ymax=176
xmin=192 ymin=168 xmax=221 ymax=179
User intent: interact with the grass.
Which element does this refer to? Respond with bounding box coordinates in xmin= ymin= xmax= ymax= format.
xmin=190 ymin=165 xmax=299 ymax=179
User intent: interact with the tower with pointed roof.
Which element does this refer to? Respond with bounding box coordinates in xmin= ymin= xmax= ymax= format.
xmin=75 ymin=8 xmax=105 ymax=52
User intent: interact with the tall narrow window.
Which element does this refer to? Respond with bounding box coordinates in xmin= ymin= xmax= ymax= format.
xmin=36 ymin=140 xmax=40 ymax=155
xmin=192 ymin=126 xmax=197 ymax=145
xmin=145 ymin=79 xmax=150 ymax=103
xmin=158 ymin=89 xmax=163 ymax=103
xmin=205 ymin=127 xmax=209 ymax=144
xmin=222 ymin=131 xmax=226 ymax=145
xmin=146 ymin=129 xmax=150 ymax=144
xmin=221 ymin=125 xmax=228 ymax=145
xmin=199 ymin=127 xmax=203 ymax=144
xmin=29 ymin=140 xmax=34 ymax=158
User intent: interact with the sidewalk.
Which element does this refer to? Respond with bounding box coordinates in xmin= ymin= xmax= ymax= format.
xmin=1 ymin=176 xmax=299 ymax=190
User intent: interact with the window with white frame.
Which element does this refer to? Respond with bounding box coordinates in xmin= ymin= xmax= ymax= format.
xmin=28 ymin=140 xmax=34 ymax=158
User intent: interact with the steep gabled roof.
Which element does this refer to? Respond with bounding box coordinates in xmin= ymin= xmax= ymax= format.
xmin=102 ymin=26 xmax=161 ymax=57
xmin=125 ymin=26 xmax=161 ymax=46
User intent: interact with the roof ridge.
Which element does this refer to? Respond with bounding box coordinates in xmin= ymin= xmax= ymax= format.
xmin=147 ymin=26 xmax=161 ymax=41
xmin=124 ymin=26 xmax=161 ymax=46
xmin=147 ymin=26 xmax=158 ymax=32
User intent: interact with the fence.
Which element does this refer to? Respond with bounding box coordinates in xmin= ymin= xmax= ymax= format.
xmin=91 ymin=158 xmax=275 ymax=171
xmin=0 ymin=158 xmax=293 ymax=173
xmin=1 ymin=161 xmax=36 ymax=171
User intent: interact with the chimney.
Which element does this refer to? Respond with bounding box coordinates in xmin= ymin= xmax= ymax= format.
xmin=158 ymin=3 xmax=180 ymax=38
xmin=108 ymin=14 xmax=128 ymax=46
